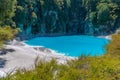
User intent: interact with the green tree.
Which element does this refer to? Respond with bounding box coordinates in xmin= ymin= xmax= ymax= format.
xmin=97 ymin=3 xmax=110 ymax=25
xmin=0 ymin=0 xmax=17 ymax=25
xmin=90 ymin=12 xmax=97 ymax=25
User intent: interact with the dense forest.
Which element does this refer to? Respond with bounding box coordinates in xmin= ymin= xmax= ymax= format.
xmin=0 ymin=0 xmax=120 ymax=36
xmin=1 ymin=0 xmax=120 ymax=80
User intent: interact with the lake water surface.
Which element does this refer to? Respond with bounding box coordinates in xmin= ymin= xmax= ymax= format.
xmin=25 ymin=35 xmax=109 ymax=57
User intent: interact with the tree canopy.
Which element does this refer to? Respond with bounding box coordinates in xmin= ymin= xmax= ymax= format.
xmin=0 ymin=0 xmax=17 ymax=25
xmin=1 ymin=0 xmax=120 ymax=35
xmin=0 ymin=0 xmax=18 ymax=48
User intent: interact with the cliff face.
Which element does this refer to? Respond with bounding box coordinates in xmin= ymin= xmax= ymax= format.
xmin=14 ymin=0 xmax=120 ymax=36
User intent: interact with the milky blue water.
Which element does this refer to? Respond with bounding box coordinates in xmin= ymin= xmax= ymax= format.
xmin=25 ymin=35 xmax=109 ymax=57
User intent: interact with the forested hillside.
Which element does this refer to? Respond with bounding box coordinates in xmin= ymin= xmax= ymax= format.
xmin=1 ymin=0 xmax=120 ymax=35
xmin=0 ymin=0 xmax=18 ymax=47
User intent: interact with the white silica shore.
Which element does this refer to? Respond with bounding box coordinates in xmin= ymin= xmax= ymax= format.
xmin=105 ymin=36 xmax=112 ymax=40
xmin=0 ymin=71 xmax=6 ymax=77
xmin=98 ymin=35 xmax=112 ymax=40
xmin=0 ymin=40 xmax=74 ymax=77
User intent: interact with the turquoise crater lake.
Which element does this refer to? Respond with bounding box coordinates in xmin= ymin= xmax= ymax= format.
xmin=25 ymin=35 xmax=109 ymax=57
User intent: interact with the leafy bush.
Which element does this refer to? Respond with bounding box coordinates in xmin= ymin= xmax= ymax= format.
xmin=0 ymin=26 xmax=19 ymax=48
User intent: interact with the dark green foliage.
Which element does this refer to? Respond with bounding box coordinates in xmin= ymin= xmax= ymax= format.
xmin=1 ymin=1 xmax=120 ymax=79
xmin=97 ymin=3 xmax=110 ymax=25
xmin=0 ymin=0 xmax=16 ymax=25
xmin=1 ymin=0 xmax=120 ymax=34
xmin=0 ymin=0 xmax=18 ymax=48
